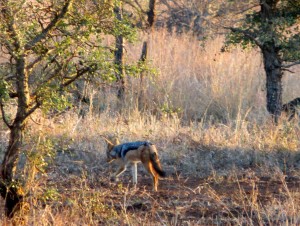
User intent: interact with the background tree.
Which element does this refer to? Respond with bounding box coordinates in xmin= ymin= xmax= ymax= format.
xmin=114 ymin=0 xmax=126 ymax=103
xmin=0 ymin=0 xmax=124 ymax=217
xmin=225 ymin=0 xmax=300 ymax=123
xmin=138 ymin=0 xmax=156 ymax=110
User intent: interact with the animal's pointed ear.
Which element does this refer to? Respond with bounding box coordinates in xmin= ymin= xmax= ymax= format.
xmin=102 ymin=136 xmax=114 ymax=149
xmin=113 ymin=137 xmax=120 ymax=145
xmin=107 ymin=142 xmax=114 ymax=150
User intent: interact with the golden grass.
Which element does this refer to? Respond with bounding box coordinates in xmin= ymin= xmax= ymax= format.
xmin=0 ymin=30 xmax=300 ymax=225
xmin=126 ymin=31 xmax=300 ymax=123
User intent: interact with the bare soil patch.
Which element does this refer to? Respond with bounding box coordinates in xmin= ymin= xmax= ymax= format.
xmin=50 ymin=167 xmax=300 ymax=225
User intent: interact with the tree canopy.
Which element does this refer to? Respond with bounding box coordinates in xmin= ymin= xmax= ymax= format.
xmin=226 ymin=1 xmax=300 ymax=62
xmin=0 ymin=0 xmax=140 ymax=217
xmin=225 ymin=0 xmax=300 ymax=122
xmin=0 ymin=0 xmax=118 ymax=115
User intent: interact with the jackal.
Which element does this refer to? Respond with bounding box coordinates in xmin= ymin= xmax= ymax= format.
xmin=282 ymin=97 xmax=300 ymax=121
xmin=103 ymin=137 xmax=166 ymax=191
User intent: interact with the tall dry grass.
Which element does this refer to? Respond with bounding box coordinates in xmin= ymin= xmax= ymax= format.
xmin=108 ymin=30 xmax=300 ymax=123
xmin=0 ymin=30 xmax=300 ymax=225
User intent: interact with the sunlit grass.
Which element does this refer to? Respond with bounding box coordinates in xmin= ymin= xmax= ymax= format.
xmin=0 ymin=30 xmax=300 ymax=225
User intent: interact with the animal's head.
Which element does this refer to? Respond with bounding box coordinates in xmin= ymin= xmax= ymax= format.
xmin=102 ymin=136 xmax=120 ymax=163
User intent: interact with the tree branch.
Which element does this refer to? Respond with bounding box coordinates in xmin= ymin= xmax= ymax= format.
xmin=0 ymin=101 xmax=12 ymax=129
xmin=0 ymin=2 xmax=21 ymax=57
xmin=282 ymin=68 xmax=294 ymax=73
xmin=26 ymin=55 xmax=44 ymax=71
xmin=0 ymin=36 xmax=16 ymax=58
xmin=62 ymin=64 xmax=97 ymax=87
xmin=24 ymin=0 xmax=73 ymax=50
xmin=224 ymin=26 xmax=263 ymax=48
xmin=282 ymin=61 xmax=300 ymax=68
xmin=4 ymin=74 xmax=15 ymax=81
xmin=26 ymin=47 xmax=55 ymax=71
xmin=24 ymin=102 xmax=41 ymax=120
xmin=30 ymin=57 xmax=63 ymax=98
xmin=234 ymin=3 xmax=260 ymax=15
xmin=9 ymin=92 xmax=18 ymax=98
xmin=123 ymin=0 xmax=146 ymax=14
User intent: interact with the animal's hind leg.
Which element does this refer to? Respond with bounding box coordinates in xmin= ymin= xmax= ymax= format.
xmin=142 ymin=162 xmax=159 ymax=191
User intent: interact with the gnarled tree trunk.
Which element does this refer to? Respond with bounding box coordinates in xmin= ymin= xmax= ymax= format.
xmin=0 ymin=56 xmax=30 ymax=217
xmin=262 ymin=47 xmax=283 ymax=123
xmin=260 ymin=1 xmax=283 ymax=124
xmin=1 ymin=124 xmax=25 ymax=217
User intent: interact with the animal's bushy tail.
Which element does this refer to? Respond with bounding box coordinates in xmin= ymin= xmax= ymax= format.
xmin=150 ymin=152 xmax=166 ymax=178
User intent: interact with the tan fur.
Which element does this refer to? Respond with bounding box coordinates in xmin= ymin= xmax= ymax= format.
xmin=104 ymin=138 xmax=166 ymax=191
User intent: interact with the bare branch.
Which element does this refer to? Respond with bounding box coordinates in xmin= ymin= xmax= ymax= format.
xmin=282 ymin=61 xmax=300 ymax=68
xmin=29 ymin=115 xmax=42 ymax=126
xmin=31 ymin=57 xmax=63 ymax=97
xmin=24 ymin=102 xmax=41 ymax=120
xmin=4 ymin=74 xmax=15 ymax=81
xmin=282 ymin=68 xmax=295 ymax=73
xmin=26 ymin=56 xmax=44 ymax=71
xmin=234 ymin=3 xmax=260 ymax=15
xmin=132 ymin=0 xmax=146 ymax=14
xmin=159 ymin=0 xmax=172 ymax=10
xmin=24 ymin=0 xmax=73 ymax=50
xmin=0 ymin=101 xmax=12 ymax=129
xmin=26 ymin=47 xmax=55 ymax=71
xmin=62 ymin=64 xmax=97 ymax=87
xmin=0 ymin=36 xmax=16 ymax=58
xmin=123 ymin=0 xmax=146 ymax=14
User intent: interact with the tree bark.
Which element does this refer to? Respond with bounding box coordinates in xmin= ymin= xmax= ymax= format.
xmin=262 ymin=46 xmax=283 ymax=124
xmin=0 ymin=0 xmax=75 ymax=217
xmin=260 ymin=0 xmax=283 ymax=124
xmin=0 ymin=125 xmax=25 ymax=217
xmin=138 ymin=0 xmax=156 ymax=111
xmin=0 ymin=56 xmax=30 ymax=217
xmin=138 ymin=41 xmax=148 ymax=111
xmin=114 ymin=5 xmax=125 ymax=103
xmin=147 ymin=0 xmax=156 ymax=28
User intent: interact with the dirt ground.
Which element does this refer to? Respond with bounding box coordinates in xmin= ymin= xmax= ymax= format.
xmin=103 ymin=175 xmax=300 ymax=224
xmin=0 ymin=164 xmax=300 ymax=225
xmin=50 ymin=165 xmax=300 ymax=225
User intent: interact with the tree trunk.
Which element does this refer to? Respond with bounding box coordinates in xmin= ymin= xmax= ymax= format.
xmin=0 ymin=56 xmax=30 ymax=217
xmin=138 ymin=41 xmax=148 ymax=111
xmin=114 ymin=5 xmax=125 ymax=103
xmin=262 ymin=46 xmax=283 ymax=124
xmin=147 ymin=0 xmax=156 ymax=28
xmin=138 ymin=0 xmax=156 ymax=111
xmin=260 ymin=1 xmax=283 ymax=124
xmin=0 ymin=124 xmax=25 ymax=217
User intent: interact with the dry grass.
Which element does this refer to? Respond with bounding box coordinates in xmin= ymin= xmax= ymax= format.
xmin=0 ymin=30 xmax=300 ymax=225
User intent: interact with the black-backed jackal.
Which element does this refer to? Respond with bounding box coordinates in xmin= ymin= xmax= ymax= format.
xmin=103 ymin=137 xmax=166 ymax=191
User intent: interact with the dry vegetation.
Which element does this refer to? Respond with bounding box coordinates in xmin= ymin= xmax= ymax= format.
xmin=1 ymin=30 xmax=300 ymax=225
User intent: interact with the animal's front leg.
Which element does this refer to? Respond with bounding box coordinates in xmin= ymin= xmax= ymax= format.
xmin=113 ymin=163 xmax=126 ymax=181
xmin=131 ymin=163 xmax=138 ymax=184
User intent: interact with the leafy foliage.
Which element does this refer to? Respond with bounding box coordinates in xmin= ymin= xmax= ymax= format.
xmin=225 ymin=0 xmax=300 ymax=63
xmin=0 ymin=0 xmax=142 ymax=117
xmin=0 ymin=0 xmax=147 ymax=216
xmin=0 ymin=79 xmax=10 ymax=102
